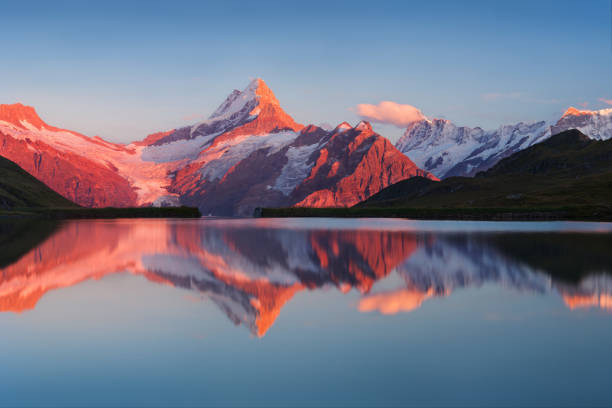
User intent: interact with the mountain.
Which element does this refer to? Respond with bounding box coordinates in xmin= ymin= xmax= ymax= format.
xmin=359 ymin=129 xmax=612 ymax=213
xmin=396 ymin=107 xmax=612 ymax=179
xmin=0 ymin=154 xmax=78 ymax=209
xmin=0 ymin=79 xmax=435 ymax=215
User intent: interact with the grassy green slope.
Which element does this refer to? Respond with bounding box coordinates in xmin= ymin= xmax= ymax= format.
xmin=0 ymin=155 xmax=78 ymax=209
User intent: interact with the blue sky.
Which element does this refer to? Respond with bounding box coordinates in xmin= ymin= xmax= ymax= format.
xmin=1 ymin=0 xmax=611 ymax=143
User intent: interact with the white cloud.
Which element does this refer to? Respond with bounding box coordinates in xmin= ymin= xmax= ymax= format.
xmin=356 ymin=101 xmax=426 ymax=128
xmin=599 ymin=98 xmax=612 ymax=106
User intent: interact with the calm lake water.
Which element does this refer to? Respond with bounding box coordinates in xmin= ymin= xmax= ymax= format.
xmin=1 ymin=217 xmax=611 ymax=407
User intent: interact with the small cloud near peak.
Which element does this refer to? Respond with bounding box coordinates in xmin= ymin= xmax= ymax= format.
xmin=356 ymin=101 xmax=426 ymax=128
xmin=599 ymin=98 xmax=612 ymax=106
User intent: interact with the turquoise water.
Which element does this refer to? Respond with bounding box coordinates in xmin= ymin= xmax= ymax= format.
xmin=0 ymin=218 xmax=611 ymax=407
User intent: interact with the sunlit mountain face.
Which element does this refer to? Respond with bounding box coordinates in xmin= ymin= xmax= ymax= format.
xmin=0 ymin=219 xmax=610 ymax=337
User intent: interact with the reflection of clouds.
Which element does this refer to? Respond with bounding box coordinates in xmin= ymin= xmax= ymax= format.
xmin=562 ymin=293 xmax=612 ymax=311
xmin=358 ymin=288 xmax=439 ymax=315
xmin=558 ymin=275 xmax=612 ymax=312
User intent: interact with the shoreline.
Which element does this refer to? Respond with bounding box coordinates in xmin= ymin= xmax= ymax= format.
xmin=0 ymin=206 xmax=202 ymax=220
xmin=257 ymin=206 xmax=612 ymax=222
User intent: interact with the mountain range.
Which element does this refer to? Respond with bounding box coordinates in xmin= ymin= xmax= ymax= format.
xmin=396 ymin=107 xmax=612 ymax=178
xmin=0 ymin=79 xmax=435 ymax=215
xmin=2 ymin=78 xmax=612 ymax=215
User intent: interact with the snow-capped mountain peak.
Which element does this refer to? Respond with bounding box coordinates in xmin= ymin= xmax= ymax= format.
xmin=142 ymin=78 xmax=302 ymax=147
xmin=355 ymin=120 xmax=373 ymax=132
xmin=208 ymin=78 xmax=279 ymax=121
xmin=552 ymin=107 xmax=612 ymax=141
xmin=335 ymin=121 xmax=352 ymax=131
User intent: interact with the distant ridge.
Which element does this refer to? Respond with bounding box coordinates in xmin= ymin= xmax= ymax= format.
xmin=396 ymin=107 xmax=612 ymax=179
xmin=355 ymin=129 xmax=612 ymax=218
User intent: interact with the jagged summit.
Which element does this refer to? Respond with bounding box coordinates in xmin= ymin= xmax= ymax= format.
xmin=209 ymin=78 xmax=280 ymax=121
xmin=355 ymin=121 xmax=373 ymax=132
xmin=250 ymin=78 xmax=280 ymax=107
xmin=335 ymin=121 xmax=352 ymax=131
xmin=0 ymin=103 xmax=48 ymax=129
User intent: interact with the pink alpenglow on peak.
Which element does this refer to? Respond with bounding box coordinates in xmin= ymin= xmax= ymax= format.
xmin=562 ymin=107 xmax=596 ymax=117
xmin=335 ymin=122 xmax=352 ymax=131
xmin=355 ymin=121 xmax=373 ymax=132
xmin=0 ymin=103 xmax=50 ymax=130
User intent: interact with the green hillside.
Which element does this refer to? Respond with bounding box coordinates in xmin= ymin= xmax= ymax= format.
xmin=0 ymin=155 xmax=78 ymax=209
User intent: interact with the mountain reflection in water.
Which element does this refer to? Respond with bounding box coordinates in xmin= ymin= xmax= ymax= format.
xmin=0 ymin=218 xmax=610 ymax=337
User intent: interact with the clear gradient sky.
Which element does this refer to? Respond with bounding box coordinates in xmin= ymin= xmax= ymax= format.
xmin=2 ymin=0 xmax=611 ymax=143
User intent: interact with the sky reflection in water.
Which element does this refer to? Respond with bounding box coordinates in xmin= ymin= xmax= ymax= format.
xmin=0 ymin=218 xmax=611 ymax=407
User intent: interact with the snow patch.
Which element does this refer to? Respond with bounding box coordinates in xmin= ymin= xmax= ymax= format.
xmin=273 ymin=142 xmax=322 ymax=195
xmin=142 ymin=132 xmax=221 ymax=163
xmin=196 ymin=131 xmax=299 ymax=182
